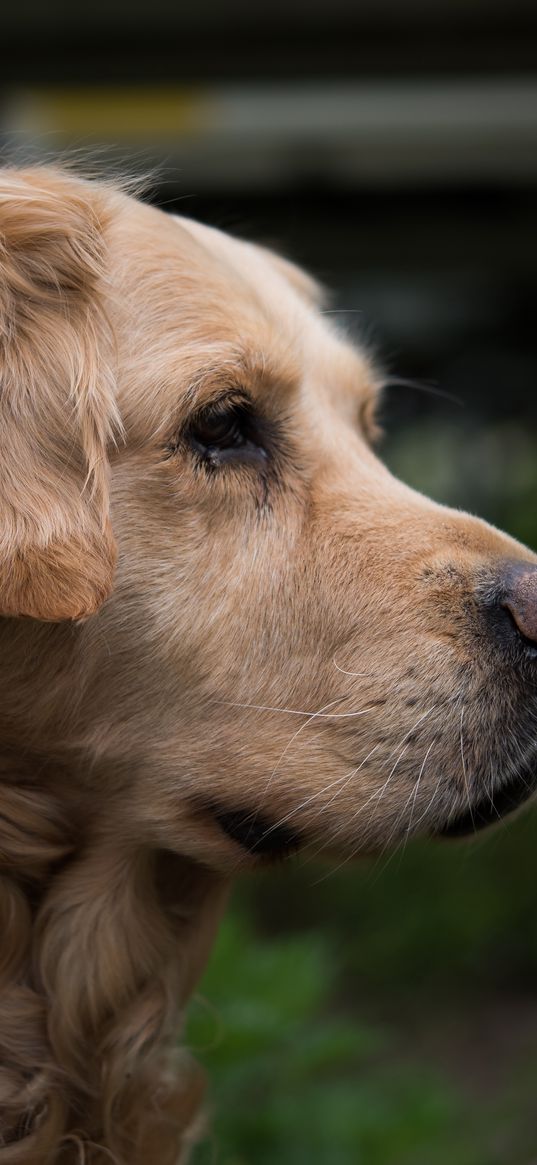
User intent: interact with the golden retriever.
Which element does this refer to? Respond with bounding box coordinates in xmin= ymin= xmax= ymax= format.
xmin=0 ymin=166 xmax=536 ymax=1164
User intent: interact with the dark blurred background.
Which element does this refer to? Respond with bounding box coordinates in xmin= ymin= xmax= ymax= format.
xmin=3 ymin=3 xmax=537 ymax=1161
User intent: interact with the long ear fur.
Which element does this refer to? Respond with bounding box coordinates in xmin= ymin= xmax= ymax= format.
xmin=0 ymin=168 xmax=121 ymax=620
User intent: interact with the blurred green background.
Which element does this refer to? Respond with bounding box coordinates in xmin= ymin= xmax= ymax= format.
xmin=2 ymin=2 xmax=537 ymax=1160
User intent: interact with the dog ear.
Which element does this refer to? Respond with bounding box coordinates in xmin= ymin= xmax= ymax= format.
xmin=0 ymin=168 xmax=121 ymax=620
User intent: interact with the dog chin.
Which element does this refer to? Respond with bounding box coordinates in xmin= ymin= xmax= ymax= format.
xmin=438 ymin=766 xmax=537 ymax=838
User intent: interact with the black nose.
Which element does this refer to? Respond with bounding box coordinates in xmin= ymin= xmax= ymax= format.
xmin=500 ymin=561 xmax=537 ymax=649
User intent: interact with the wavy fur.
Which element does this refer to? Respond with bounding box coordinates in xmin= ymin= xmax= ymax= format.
xmin=0 ymin=763 xmax=211 ymax=1162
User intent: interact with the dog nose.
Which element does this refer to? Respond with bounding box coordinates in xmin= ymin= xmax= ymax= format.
xmin=501 ymin=561 xmax=537 ymax=648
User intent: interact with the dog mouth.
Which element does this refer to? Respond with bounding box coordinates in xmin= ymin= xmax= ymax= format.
xmin=210 ymin=805 xmax=303 ymax=859
xmin=439 ymin=766 xmax=537 ymax=838
xmin=208 ymin=760 xmax=537 ymax=858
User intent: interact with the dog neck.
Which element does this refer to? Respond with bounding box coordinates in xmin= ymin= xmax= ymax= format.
xmin=0 ymin=620 xmax=229 ymax=1163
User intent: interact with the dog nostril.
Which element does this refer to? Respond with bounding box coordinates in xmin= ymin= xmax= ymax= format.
xmin=501 ymin=561 xmax=537 ymax=649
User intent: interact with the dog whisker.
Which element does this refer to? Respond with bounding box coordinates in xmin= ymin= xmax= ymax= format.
xmin=459 ymin=704 xmax=475 ymax=831
xmin=223 ymin=699 xmax=377 ymax=721
xmin=377 ymin=739 xmax=434 ymax=860
xmin=347 ymin=745 xmax=442 ymax=886
xmin=382 ymin=705 xmax=438 ymax=767
xmin=319 ymin=308 xmax=363 ymax=315
xmin=252 ymin=696 xmax=353 ymax=825
xmin=383 ymin=374 xmax=464 ymax=408
xmin=310 ymin=750 xmax=404 ymax=874
xmin=411 ymin=775 xmax=443 ymax=832
xmin=332 ymin=656 xmax=375 ymax=679
xmin=260 ymin=743 xmax=384 ymax=849
xmin=487 ymin=762 xmax=503 ymax=821
xmin=256 ymin=772 xmax=357 ymax=844
xmin=402 ymin=739 xmax=436 ymax=847
xmin=333 ymin=759 xmax=442 ymax=885
xmin=306 ymin=748 xmax=389 ymax=867
xmin=308 ymin=706 xmax=438 ymax=874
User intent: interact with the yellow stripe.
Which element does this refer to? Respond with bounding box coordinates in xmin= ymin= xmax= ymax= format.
xmin=19 ymin=87 xmax=211 ymax=138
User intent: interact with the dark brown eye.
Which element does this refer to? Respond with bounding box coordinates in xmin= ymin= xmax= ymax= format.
xmin=192 ymin=408 xmax=247 ymax=450
xmin=186 ymin=398 xmax=267 ymax=467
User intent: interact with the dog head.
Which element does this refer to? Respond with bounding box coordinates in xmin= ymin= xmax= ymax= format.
xmin=1 ymin=167 xmax=536 ymax=866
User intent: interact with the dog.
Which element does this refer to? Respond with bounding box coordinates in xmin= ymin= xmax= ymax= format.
xmin=0 ymin=165 xmax=536 ymax=1164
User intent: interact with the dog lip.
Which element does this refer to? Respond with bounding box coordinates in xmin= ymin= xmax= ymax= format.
xmin=439 ymin=767 xmax=537 ymax=839
xmin=209 ymin=805 xmax=302 ymax=858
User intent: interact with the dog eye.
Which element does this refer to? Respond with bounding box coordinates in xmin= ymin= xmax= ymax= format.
xmin=185 ymin=399 xmax=267 ymax=467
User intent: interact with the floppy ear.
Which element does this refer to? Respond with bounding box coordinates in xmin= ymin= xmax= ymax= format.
xmin=0 ymin=167 xmax=121 ymax=621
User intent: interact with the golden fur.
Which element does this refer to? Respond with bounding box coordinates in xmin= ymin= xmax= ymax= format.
xmin=0 ymin=167 xmax=535 ymax=1162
